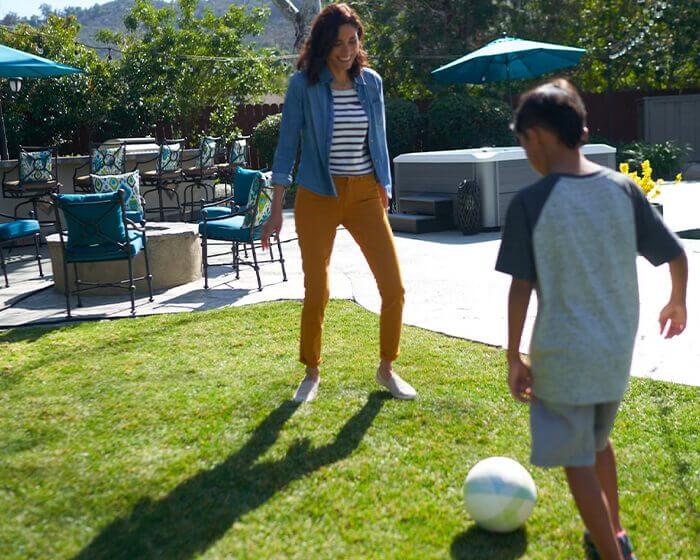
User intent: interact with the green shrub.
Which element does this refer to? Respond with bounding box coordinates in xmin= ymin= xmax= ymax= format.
xmin=251 ymin=113 xmax=282 ymax=169
xmin=424 ymin=94 xmax=512 ymax=151
xmin=385 ymin=98 xmax=422 ymax=159
xmin=618 ymin=140 xmax=691 ymax=180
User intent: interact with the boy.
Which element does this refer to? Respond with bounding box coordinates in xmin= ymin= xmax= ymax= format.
xmin=496 ymin=79 xmax=688 ymax=560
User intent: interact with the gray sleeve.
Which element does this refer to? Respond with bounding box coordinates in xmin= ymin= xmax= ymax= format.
xmin=629 ymin=183 xmax=684 ymax=266
xmin=496 ymin=193 xmax=537 ymax=281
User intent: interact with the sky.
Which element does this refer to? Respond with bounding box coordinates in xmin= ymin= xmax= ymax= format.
xmin=0 ymin=1 xmax=116 ymax=19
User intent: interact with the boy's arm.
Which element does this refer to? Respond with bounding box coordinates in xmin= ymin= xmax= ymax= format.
xmin=659 ymin=252 xmax=688 ymax=338
xmin=507 ymin=278 xmax=535 ymax=404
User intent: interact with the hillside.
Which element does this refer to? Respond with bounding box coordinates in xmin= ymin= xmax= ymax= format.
xmin=5 ymin=1 xmax=296 ymax=51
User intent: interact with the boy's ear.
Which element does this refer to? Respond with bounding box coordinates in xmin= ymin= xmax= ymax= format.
xmin=581 ymin=126 xmax=590 ymax=144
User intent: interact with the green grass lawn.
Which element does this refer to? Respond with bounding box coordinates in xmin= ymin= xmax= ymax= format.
xmin=1 ymin=301 xmax=698 ymax=559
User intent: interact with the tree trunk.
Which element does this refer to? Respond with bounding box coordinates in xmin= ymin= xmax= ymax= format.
xmin=270 ymin=0 xmax=321 ymax=51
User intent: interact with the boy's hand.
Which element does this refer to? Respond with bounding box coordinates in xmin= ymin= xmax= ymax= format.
xmin=507 ymin=354 xmax=533 ymax=404
xmin=659 ymin=301 xmax=687 ymax=338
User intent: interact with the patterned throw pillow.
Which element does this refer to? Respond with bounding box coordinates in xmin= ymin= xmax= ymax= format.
xmin=230 ymin=140 xmax=248 ymax=166
xmin=19 ymin=150 xmax=53 ymax=183
xmin=199 ymin=137 xmax=217 ymax=169
xmin=160 ymin=143 xmax=182 ymax=172
xmin=243 ymin=172 xmax=272 ymax=229
xmin=91 ymin=144 xmax=125 ymax=175
xmin=91 ymin=171 xmax=143 ymax=215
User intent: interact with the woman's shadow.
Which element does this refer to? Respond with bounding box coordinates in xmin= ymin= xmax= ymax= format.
xmin=74 ymin=392 xmax=388 ymax=559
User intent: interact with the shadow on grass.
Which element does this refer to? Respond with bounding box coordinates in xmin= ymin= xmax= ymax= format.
xmin=451 ymin=525 xmax=528 ymax=559
xmin=655 ymin=397 xmax=698 ymax=522
xmin=74 ymin=392 xmax=388 ymax=560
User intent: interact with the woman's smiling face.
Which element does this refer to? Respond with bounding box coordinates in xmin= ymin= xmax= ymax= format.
xmin=326 ymin=23 xmax=360 ymax=76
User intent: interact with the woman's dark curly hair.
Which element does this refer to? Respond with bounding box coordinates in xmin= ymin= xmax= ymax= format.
xmin=296 ymin=3 xmax=369 ymax=85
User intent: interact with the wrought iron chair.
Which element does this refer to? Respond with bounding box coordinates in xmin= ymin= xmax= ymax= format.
xmin=181 ymin=136 xmax=220 ymax=222
xmin=0 ymin=211 xmax=43 ymax=288
xmin=140 ymin=138 xmax=185 ymax=221
xmin=213 ymin=135 xmax=251 ymax=201
xmin=199 ymin=170 xmax=287 ymax=290
xmin=50 ymin=190 xmax=154 ymax=317
xmin=73 ymin=141 xmax=128 ymax=193
xmin=2 ymin=145 xmax=61 ymax=222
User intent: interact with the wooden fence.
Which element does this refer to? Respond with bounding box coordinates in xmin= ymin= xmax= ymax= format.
xmin=61 ymin=89 xmax=699 ymax=160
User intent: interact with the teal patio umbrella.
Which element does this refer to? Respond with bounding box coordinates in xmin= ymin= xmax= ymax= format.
xmin=0 ymin=44 xmax=83 ymax=77
xmin=0 ymin=44 xmax=84 ymax=158
xmin=432 ymin=36 xmax=586 ymax=104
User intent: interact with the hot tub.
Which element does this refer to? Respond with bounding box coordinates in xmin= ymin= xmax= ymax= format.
xmin=393 ymin=144 xmax=617 ymax=228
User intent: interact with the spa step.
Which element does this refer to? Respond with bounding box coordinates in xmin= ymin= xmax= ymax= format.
xmin=399 ymin=195 xmax=453 ymax=220
xmin=388 ymin=212 xmax=452 ymax=234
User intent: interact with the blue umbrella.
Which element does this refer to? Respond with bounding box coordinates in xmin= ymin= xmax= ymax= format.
xmin=0 ymin=43 xmax=83 ymax=77
xmin=0 ymin=44 xmax=84 ymax=158
xmin=432 ymin=36 xmax=585 ymax=103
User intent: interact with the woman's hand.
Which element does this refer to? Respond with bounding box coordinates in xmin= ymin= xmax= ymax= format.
xmin=261 ymin=208 xmax=283 ymax=251
xmin=262 ymin=186 xmax=287 ymax=250
xmin=378 ymin=187 xmax=389 ymax=211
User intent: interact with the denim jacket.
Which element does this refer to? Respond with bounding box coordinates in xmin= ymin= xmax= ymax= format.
xmin=271 ymin=65 xmax=392 ymax=198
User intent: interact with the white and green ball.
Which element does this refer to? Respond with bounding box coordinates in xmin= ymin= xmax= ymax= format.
xmin=463 ymin=457 xmax=537 ymax=532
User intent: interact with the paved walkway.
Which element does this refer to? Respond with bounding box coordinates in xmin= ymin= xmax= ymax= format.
xmin=2 ymin=183 xmax=699 ymax=387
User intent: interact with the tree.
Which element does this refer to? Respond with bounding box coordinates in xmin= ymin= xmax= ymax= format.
xmin=354 ymin=0 xmax=516 ymax=99
xmin=356 ymin=0 xmax=699 ymax=98
xmin=0 ymin=16 xmax=116 ymax=156
xmin=95 ymin=0 xmax=283 ymax=143
xmin=270 ymin=0 xmax=321 ymax=51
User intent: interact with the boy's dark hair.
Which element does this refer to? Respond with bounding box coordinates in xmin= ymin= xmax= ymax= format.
xmin=512 ymin=79 xmax=587 ymax=148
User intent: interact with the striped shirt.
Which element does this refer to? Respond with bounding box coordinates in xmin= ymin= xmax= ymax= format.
xmin=329 ymin=88 xmax=374 ymax=176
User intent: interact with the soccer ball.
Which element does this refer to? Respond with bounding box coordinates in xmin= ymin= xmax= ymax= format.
xmin=463 ymin=456 xmax=537 ymax=532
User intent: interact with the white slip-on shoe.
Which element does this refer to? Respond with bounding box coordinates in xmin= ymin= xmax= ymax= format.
xmin=292 ymin=375 xmax=320 ymax=403
xmin=375 ymin=369 xmax=417 ymax=400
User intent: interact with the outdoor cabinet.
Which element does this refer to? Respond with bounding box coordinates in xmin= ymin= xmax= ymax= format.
xmin=393 ymin=145 xmax=617 ymax=229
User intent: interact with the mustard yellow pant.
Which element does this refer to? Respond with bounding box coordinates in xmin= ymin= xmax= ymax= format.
xmin=295 ymin=174 xmax=405 ymax=368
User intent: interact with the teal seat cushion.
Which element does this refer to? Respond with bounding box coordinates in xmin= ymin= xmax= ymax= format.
xmin=201 ymin=206 xmax=234 ymax=219
xmin=199 ymin=215 xmax=262 ymax=242
xmin=0 ymin=219 xmax=40 ymax=241
xmin=65 ymin=229 xmax=144 ymax=263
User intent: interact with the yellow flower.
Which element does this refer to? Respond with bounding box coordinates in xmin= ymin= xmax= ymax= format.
xmin=619 ymin=163 xmax=629 ymax=174
xmin=675 ymin=172 xmax=683 ymax=183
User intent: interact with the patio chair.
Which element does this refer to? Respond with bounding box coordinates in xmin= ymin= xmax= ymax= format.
xmin=181 ymin=136 xmax=220 ymax=222
xmin=0 ymin=211 xmax=43 ymax=288
xmin=50 ymin=189 xmax=154 ymax=317
xmin=140 ymin=138 xmax=185 ymax=222
xmin=214 ymin=135 xmax=251 ymax=199
xmin=2 ymin=145 xmax=61 ymax=222
xmin=199 ymin=170 xmax=286 ymax=290
xmin=73 ymin=141 xmax=128 ymax=193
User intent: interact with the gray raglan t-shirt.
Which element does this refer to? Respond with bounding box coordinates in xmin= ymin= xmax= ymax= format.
xmin=496 ymin=168 xmax=683 ymax=405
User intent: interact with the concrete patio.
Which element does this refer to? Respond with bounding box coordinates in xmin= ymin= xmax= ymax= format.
xmin=1 ymin=182 xmax=699 ymax=388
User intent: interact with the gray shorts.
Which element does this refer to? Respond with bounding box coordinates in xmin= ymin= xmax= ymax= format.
xmin=530 ymin=398 xmax=621 ymax=467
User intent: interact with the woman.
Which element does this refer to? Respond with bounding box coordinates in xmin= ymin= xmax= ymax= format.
xmin=261 ymin=3 xmax=416 ymax=403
